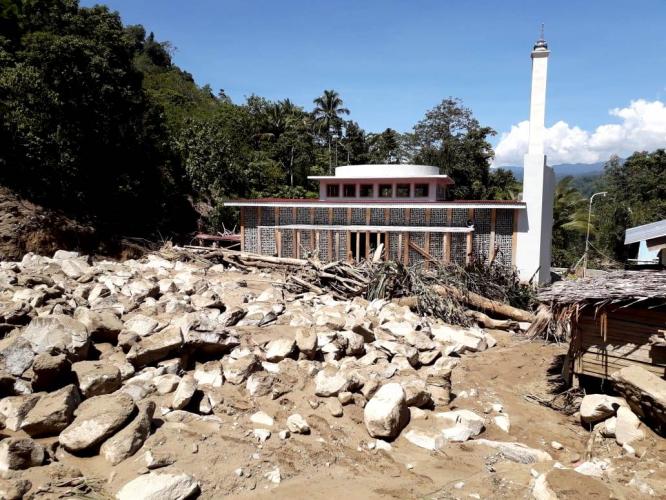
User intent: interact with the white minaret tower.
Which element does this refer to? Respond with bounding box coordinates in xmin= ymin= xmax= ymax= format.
xmin=516 ymin=27 xmax=555 ymax=284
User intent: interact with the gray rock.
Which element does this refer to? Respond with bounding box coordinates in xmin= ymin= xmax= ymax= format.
xmin=59 ymin=392 xmax=136 ymax=453
xmin=0 ymin=478 xmax=31 ymax=500
xmin=363 ymin=383 xmax=409 ymax=439
xmin=115 ymin=472 xmax=200 ymax=500
xmin=0 ymin=337 xmax=35 ymax=376
xmin=295 ymin=328 xmax=317 ymax=358
xmin=71 ymin=360 xmax=121 ymax=397
xmin=246 ymin=372 xmax=276 ymax=397
xmin=0 ymin=394 xmax=40 ymax=431
xmin=193 ymin=361 xmax=224 ymax=387
xmin=264 ymin=338 xmax=296 ymax=362
xmin=314 ymin=366 xmax=357 ymax=397
xmin=286 ymin=413 xmax=310 ymax=434
xmin=126 ymin=326 xmax=183 ymax=367
xmin=468 ymin=439 xmax=552 ymax=464
xmin=74 ymin=308 xmax=123 ymax=343
xmin=171 ymin=373 xmax=197 ymax=410
xmin=153 ymin=374 xmax=180 ymax=395
xmin=222 ymin=354 xmax=258 ymax=385
xmin=0 ymin=438 xmax=45 ymax=471
xmin=21 ymin=384 xmax=80 ymax=437
xmin=101 ymin=400 xmax=155 ymax=465
xmin=400 ymin=378 xmax=432 ymax=408
xmin=21 ymin=314 xmax=90 ymax=360
xmin=579 ymin=394 xmax=626 ymax=424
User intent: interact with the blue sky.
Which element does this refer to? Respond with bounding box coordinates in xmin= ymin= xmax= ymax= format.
xmin=82 ymin=0 xmax=666 ymax=165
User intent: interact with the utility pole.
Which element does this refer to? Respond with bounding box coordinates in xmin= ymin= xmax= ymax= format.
xmin=583 ymin=191 xmax=607 ymax=277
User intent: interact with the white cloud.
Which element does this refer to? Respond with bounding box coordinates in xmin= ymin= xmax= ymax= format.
xmin=493 ymin=99 xmax=666 ymax=166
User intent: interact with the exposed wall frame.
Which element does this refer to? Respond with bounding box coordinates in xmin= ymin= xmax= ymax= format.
xmin=488 ymin=208 xmax=496 ymax=264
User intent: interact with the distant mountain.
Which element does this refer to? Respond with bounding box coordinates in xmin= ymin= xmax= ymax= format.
xmin=495 ymin=161 xmax=607 ymax=181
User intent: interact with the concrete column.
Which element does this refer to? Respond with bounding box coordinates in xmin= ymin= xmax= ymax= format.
xmin=516 ymin=37 xmax=555 ymax=285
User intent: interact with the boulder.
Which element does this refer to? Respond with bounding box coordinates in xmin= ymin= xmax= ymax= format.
xmin=60 ymin=258 xmax=92 ymax=279
xmin=431 ymin=324 xmax=487 ymax=353
xmin=21 ymin=384 xmax=80 ymax=437
xmin=295 ymin=328 xmax=317 ymax=358
xmin=59 ymin=392 xmax=136 ymax=453
xmin=435 ymin=409 xmax=485 ymax=442
xmin=0 ymin=438 xmax=45 ymax=471
xmin=20 ymin=314 xmax=90 ymax=360
xmin=314 ymin=367 xmax=355 ymax=397
xmin=615 ymin=406 xmax=645 ymax=446
xmin=171 ymin=374 xmax=197 ymax=410
xmin=579 ymin=394 xmax=626 ymax=424
xmin=115 ymin=472 xmax=200 ymax=500
xmin=286 ymin=414 xmax=310 ymax=434
xmin=193 ymin=361 xmax=224 ymax=388
xmin=403 ymin=429 xmax=443 ymax=451
xmin=246 ymin=372 xmax=276 ymax=397
xmin=400 ymin=378 xmax=432 ymax=408
xmin=0 ymin=394 xmax=40 ymax=431
xmin=264 ymin=338 xmax=296 ymax=362
xmin=222 ymin=354 xmax=258 ymax=385
xmin=363 ymin=383 xmax=409 ymax=439
xmin=0 ymin=478 xmax=31 ymax=500
xmin=124 ymin=314 xmax=159 ymax=337
xmin=154 ymin=374 xmax=180 ymax=395
xmin=71 ymin=360 xmax=121 ymax=397
xmin=74 ymin=308 xmax=123 ymax=343
xmin=101 ymin=401 xmax=155 ymax=465
xmin=250 ymin=411 xmax=274 ymax=427
xmin=31 ymin=352 xmax=70 ymax=391
xmin=0 ymin=337 xmax=35 ymax=376
xmin=126 ymin=326 xmax=183 ymax=367
xmin=612 ymin=365 xmax=666 ymax=431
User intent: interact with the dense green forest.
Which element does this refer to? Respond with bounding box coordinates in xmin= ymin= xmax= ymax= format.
xmin=0 ymin=0 xmax=664 ymax=267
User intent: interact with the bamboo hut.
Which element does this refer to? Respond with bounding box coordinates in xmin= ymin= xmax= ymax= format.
xmin=533 ymin=271 xmax=666 ymax=384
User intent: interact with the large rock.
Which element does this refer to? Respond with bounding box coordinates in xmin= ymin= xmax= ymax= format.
xmin=193 ymin=361 xmax=224 ymax=388
xmin=72 ymin=360 xmax=121 ymax=397
xmin=31 ymin=352 xmax=71 ymax=391
xmin=0 ymin=438 xmax=45 ymax=471
xmin=21 ymin=384 xmax=80 ymax=437
xmin=59 ymin=392 xmax=136 ymax=453
xmin=286 ymin=414 xmax=310 ymax=434
xmin=579 ymin=394 xmax=626 ymax=424
xmin=612 ymin=365 xmax=666 ymax=431
xmin=264 ymin=338 xmax=296 ymax=362
xmin=20 ymin=314 xmax=90 ymax=360
xmin=126 ymin=326 xmax=183 ymax=367
xmin=614 ymin=406 xmax=645 ymax=446
xmin=0 ymin=337 xmax=34 ymax=376
xmin=314 ymin=367 xmax=355 ymax=397
xmin=115 ymin=472 xmax=200 ymax=500
xmin=222 ymin=354 xmax=258 ymax=385
xmin=74 ymin=308 xmax=123 ymax=343
xmin=400 ymin=378 xmax=432 ymax=408
xmin=435 ymin=409 xmax=485 ymax=442
xmin=363 ymin=383 xmax=409 ymax=439
xmin=171 ymin=374 xmax=197 ymax=410
xmin=101 ymin=401 xmax=155 ymax=465
xmin=0 ymin=394 xmax=40 ymax=431
xmin=0 ymin=478 xmax=31 ymax=500
xmin=431 ymin=324 xmax=487 ymax=353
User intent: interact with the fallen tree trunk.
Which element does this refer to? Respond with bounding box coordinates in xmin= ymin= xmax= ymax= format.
xmin=464 ymin=310 xmax=519 ymax=330
xmin=396 ymin=284 xmax=535 ymax=323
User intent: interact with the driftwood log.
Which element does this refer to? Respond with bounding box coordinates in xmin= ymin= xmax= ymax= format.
xmin=396 ymin=284 xmax=534 ymax=323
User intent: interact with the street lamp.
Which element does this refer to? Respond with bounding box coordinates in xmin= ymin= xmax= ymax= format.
xmin=583 ymin=191 xmax=607 ymax=277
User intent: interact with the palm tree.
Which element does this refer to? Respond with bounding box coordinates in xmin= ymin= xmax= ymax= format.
xmin=312 ymin=90 xmax=350 ymax=173
xmin=552 ymin=176 xmax=592 ymax=267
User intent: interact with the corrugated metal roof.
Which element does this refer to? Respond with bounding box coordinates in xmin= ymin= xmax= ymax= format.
xmin=223 ymin=198 xmax=526 ymax=209
xmin=624 ymin=219 xmax=666 ymax=245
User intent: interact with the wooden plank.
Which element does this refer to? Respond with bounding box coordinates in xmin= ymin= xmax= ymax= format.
xmin=580 ymin=344 xmax=666 ymax=363
xmin=355 ymin=232 xmax=360 ymax=262
xmin=445 ymin=208 xmax=453 ymax=263
xmin=408 ymin=240 xmax=436 ymax=261
xmin=365 ymin=232 xmax=370 ymax=260
xmin=335 ymin=231 xmax=340 ymax=260
xmin=576 ymin=356 xmax=665 ymax=379
xmin=404 ymin=208 xmax=411 ymax=265
xmin=295 ymin=230 xmax=301 ymax=259
xmin=310 ymin=208 xmax=315 ymax=255
xmin=488 ymin=208 xmax=496 ymax=264
xmin=466 ymin=208 xmax=474 ymax=264
xmin=276 ymin=229 xmax=282 ymax=257
xmin=398 ymin=233 xmax=403 ymax=262
xmin=346 ymin=230 xmax=351 ymax=262
xmin=384 ymin=232 xmax=389 ymax=260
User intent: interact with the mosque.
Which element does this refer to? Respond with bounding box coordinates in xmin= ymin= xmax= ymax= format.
xmin=225 ymin=35 xmax=554 ymax=284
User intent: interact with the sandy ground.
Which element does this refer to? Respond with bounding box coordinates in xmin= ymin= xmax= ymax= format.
xmin=11 ymin=332 xmax=663 ymax=499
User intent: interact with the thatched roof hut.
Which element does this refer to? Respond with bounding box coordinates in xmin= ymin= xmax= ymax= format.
xmin=531 ymin=271 xmax=666 ymax=384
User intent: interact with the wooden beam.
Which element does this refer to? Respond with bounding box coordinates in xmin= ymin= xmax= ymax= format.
xmin=488 ymin=208 xmax=496 ymax=265
xmin=365 ymin=231 xmax=370 ymax=260
xmin=310 ymin=208 xmax=315 ymax=255
xmin=276 ymin=229 xmax=282 ymax=257
xmin=466 ymin=208 xmax=474 ymax=265
xmin=444 ymin=207 xmax=452 ymax=264
xmin=408 ymin=240 xmax=436 ymax=261
xmin=295 ymin=230 xmax=301 ymax=259
xmin=346 ymin=230 xmax=351 ymax=261
xmin=335 ymin=231 xmax=340 ymax=260
xmin=404 ymin=208 xmax=411 ymax=265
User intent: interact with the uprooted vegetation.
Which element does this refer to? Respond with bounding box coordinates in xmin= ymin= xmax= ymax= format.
xmin=0 ymin=248 xmax=663 ymax=498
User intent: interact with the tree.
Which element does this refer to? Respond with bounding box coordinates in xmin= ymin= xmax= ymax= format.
xmin=368 ymin=128 xmax=402 ymax=164
xmin=312 ymin=89 xmax=349 ymax=173
xmin=551 ymin=176 xmax=589 ymax=267
xmin=407 ymin=97 xmax=496 ymax=199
